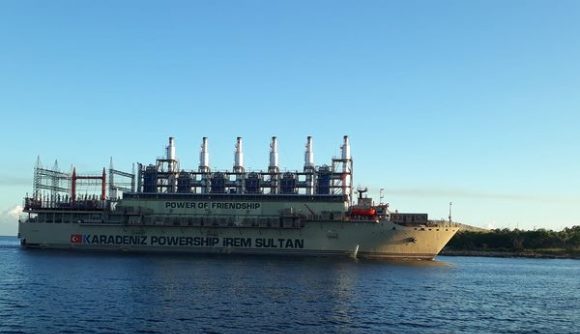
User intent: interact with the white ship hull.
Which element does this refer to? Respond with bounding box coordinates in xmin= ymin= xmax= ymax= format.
xmin=19 ymin=220 xmax=458 ymax=260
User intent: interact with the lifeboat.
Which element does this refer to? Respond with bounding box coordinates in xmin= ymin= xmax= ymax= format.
xmin=350 ymin=207 xmax=376 ymax=217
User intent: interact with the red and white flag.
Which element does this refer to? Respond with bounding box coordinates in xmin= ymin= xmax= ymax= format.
xmin=70 ymin=234 xmax=82 ymax=244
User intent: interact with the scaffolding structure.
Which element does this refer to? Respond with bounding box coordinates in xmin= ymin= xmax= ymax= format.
xmin=26 ymin=157 xmax=134 ymax=211
xmin=109 ymin=159 xmax=135 ymax=200
xmin=32 ymin=158 xmax=69 ymax=205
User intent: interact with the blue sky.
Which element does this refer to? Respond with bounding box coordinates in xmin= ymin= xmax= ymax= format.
xmin=1 ymin=0 xmax=579 ymax=235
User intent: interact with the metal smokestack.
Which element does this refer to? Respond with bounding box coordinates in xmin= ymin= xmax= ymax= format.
xmin=166 ymin=137 xmax=178 ymax=176
xmin=304 ymin=136 xmax=314 ymax=169
xmin=268 ymin=136 xmax=280 ymax=194
xmin=340 ymin=135 xmax=352 ymax=200
xmin=199 ymin=137 xmax=209 ymax=173
xmin=341 ymin=135 xmax=351 ymax=161
xmin=269 ymin=136 xmax=279 ymax=172
xmin=166 ymin=137 xmax=176 ymax=161
xmin=304 ymin=136 xmax=315 ymax=195
xmin=234 ymin=137 xmax=244 ymax=173
xmin=164 ymin=137 xmax=178 ymax=191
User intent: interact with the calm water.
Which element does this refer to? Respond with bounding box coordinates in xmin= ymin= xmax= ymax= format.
xmin=0 ymin=236 xmax=578 ymax=334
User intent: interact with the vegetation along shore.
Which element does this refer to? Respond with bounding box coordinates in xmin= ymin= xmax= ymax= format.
xmin=442 ymin=226 xmax=580 ymax=259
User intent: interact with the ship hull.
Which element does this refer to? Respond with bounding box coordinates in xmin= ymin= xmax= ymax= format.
xmin=18 ymin=220 xmax=457 ymax=260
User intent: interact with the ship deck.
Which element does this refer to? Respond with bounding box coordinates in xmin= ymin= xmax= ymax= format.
xmin=123 ymin=192 xmax=347 ymax=202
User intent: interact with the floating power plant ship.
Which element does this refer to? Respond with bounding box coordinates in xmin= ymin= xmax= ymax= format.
xmin=18 ymin=136 xmax=458 ymax=259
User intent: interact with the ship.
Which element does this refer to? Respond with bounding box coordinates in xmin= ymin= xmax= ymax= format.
xmin=18 ymin=136 xmax=458 ymax=260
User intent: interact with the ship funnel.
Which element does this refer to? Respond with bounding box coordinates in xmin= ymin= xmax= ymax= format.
xmin=199 ymin=137 xmax=210 ymax=173
xmin=269 ymin=136 xmax=279 ymax=171
xmin=166 ymin=137 xmax=176 ymax=161
xmin=234 ymin=137 xmax=244 ymax=172
xmin=341 ymin=135 xmax=351 ymax=160
xmin=304 ymin=136 xmax=314 ymax=169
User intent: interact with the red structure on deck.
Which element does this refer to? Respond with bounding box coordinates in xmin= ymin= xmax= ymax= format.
xmin=71 ymin=168 xmax=107 ymax=203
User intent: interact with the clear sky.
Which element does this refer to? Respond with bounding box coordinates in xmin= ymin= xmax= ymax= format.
xmin=1 ymin=0 xmax=579 ymax=235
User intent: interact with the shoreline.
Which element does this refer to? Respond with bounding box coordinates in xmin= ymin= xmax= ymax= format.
xmin=441 ymin=249 xmax=580 ymax=260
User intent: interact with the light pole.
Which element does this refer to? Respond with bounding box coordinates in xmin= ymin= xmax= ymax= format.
xmin=448 ymin=201 xmax=453 ymax=224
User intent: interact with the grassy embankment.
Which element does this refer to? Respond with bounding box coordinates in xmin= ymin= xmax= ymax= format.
xmin=443 ymin=226 xmax=580 ymax=259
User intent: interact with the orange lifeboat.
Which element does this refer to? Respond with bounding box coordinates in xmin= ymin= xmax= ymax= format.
xmin=350 ymin=207 xmax=376 ymax=217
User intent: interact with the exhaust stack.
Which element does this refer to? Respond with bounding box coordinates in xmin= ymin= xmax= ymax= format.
xmin=166 ymin=137 xmax=176 ymax=161
xmin=339 ymin=135 xmax=352 ymax=199
xmin=304 ymin=136 xmax=315 ymax=195
xmin=234 ymin=137 xmax=244 ymax=173
xmin=199 ymin=137 xmax=210 ymax=173
xmin=269 ymin=136 xmax=279 ymax=172
xmin=341 ymin=135 xmax=351 ymax=161
xmin=166 ymin=137 xmax=178 ymax=175
xmin=304 ymin=136 xmax=314 ymax=169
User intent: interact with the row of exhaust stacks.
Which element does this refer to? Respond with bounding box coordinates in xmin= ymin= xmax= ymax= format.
xmin=143 ymin=136 xmax=353 ymax=197
xmin=164 ymin=135 xmax=352 ymax=174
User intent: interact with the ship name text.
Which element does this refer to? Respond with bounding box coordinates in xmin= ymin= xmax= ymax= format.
xmin=70 ymin=234 xmax=304 ymax=249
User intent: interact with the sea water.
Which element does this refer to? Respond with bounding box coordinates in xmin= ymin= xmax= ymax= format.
xmin=0 ymin=236 xmax=578 ymax=333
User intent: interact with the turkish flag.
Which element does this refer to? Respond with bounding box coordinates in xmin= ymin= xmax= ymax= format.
xmin=70 ymin=234 xmax=82 ymax=244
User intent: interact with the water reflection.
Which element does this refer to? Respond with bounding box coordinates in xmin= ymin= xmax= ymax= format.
xmin=358 ymin=257 xmax=453 ymax=268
